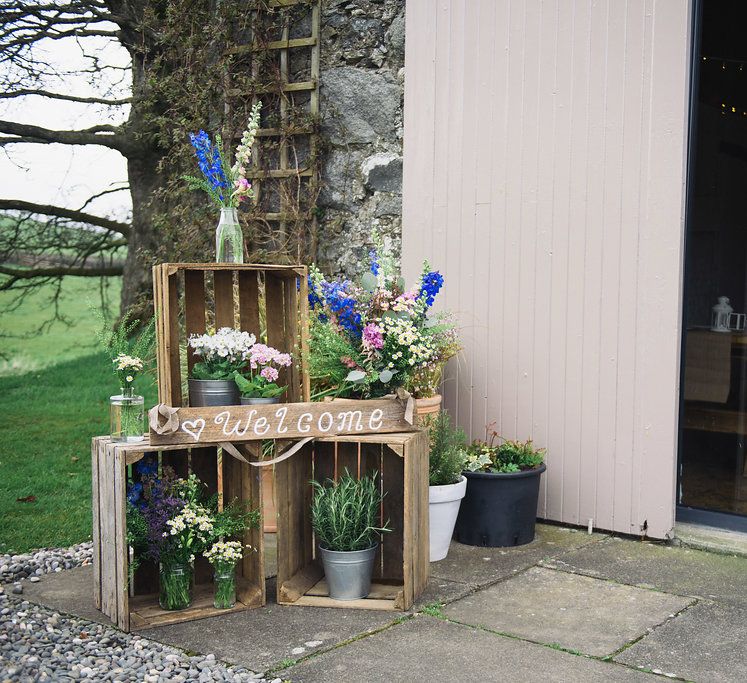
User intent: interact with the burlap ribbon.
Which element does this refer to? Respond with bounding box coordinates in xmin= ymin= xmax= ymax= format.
xmin=148 ymin=404 xmax=180 ymax=434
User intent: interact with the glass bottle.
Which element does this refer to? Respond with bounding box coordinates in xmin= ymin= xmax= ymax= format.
xmin=110 ymin=387 xmax=144 ymax=443
xmin=213 ymin=567 xmax=236 ymax=609
xmin=159 ymin=562 xmax=192 ymax=611
xmin=216 ymin=207 xmax=244 ymax=263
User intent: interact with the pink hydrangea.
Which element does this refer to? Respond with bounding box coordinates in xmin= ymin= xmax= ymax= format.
xmin=362 ymin=323 xmax=384 ymax=351
xmin=260 ymin=366 xmax=279 ymax=382
xmin=274 ymin=352 xmax=292 ymax=367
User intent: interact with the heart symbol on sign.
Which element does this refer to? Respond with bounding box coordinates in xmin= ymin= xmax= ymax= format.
xmin=181 ymin=418 xmax=205 ymax=442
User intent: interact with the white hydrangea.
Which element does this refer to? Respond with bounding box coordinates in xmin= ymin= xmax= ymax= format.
xmin=188 ymin=328 xmax=256 ymax=364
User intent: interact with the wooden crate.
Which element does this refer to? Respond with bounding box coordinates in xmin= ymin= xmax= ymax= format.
xmin=275 ymin=431 xmax=429 ymax=611
xmin=152 ymin=263 xmax=311 ymax=407
xmin=91 ymin=436 xmax=265 ymax=631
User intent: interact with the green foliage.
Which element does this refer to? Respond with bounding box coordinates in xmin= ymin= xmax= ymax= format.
xmin=421 ymin=601 xmax=446 ymax=619
xmin=234 ymin=371 xmax=286 ymax=399
xmin=463 ymin=426 xmax=545 ymax=474
xmin=210 ymin=498 xmax=261 ymax=538
xmin=311 ymin=471 xmax=391 ymax=552
xmin=424 ymin=411 xmax=467 ymax=486
xmin=308 ymin=318 xmax=367 ymax=399
xmin=190 ymin=359 xmax=239 ymax=381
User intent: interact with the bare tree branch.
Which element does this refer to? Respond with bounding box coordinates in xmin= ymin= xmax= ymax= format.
xmin=0 ymin=119 xmax=129 ymax=153
xmin=0 ymin=88 xmax=131 ymax=105
xmin=0 ymin=263 xmax=124 ymax=291
xmin=0 ymin=199 xmax=130 ymax=235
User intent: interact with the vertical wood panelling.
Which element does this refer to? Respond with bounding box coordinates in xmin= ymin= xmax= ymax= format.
xmin=402 ymin=0 xmax=691 ymax=539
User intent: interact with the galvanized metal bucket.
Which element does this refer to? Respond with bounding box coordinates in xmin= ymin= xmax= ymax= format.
xmin=318 ymin=544 xmax=377 ymax=600
xmin=188 ymin=379 xmax=240 ymax=407
xmin=240 ymin=396 xmax=281 ymax=406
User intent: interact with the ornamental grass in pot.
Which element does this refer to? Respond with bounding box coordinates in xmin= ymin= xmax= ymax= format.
xmin=311 ymin=471 xmax=390 ymax=600
xmin=425 ymin=411 xmax=467 ymax=562
xmin=454 ymin=425 xmax=546 ymax=548
xmin=187 ymin=328 xmax=256 ymax=406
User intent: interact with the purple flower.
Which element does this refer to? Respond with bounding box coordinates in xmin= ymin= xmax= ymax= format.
xmin=362 ymin=323 xmax=384 ymax=351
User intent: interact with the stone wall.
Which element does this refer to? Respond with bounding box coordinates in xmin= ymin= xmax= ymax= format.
xmin=316 ymin=0 xmax=405 ymax=276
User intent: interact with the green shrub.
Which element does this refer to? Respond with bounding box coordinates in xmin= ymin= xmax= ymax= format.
xmin=311 ymin=471 xmax=390 ymax=552
xmin=424 ymin=411 xmax=466 ymax=486
xmin=463 ymin=424 xmax=545 ymax=474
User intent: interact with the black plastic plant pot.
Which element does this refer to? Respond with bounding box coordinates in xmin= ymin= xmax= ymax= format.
xmin=453 ymin=464 xmax=547 ymax=547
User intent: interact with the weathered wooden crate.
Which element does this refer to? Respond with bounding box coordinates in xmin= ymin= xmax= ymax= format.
xmin=152 ymin=263 xmax=311 ymax=407
xmin=91 ymin=436 xmax=265 ymax=631
xmin=274 ymin=431 xmax=429 ymax=611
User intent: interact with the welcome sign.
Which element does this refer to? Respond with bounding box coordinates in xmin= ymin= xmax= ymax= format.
xmin=149 ymin=399 xmax=416 ymax=446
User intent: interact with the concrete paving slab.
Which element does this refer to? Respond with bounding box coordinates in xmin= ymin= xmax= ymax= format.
xmin=674 ymin=522 xmax=747 ymax=559
xmin=431 ymin=523 xmax=606 ymax=587
xmin=615 ymin=600 xmax=747 ymax=683
xmin=21 ymin=565 xmax=110 ymax=625
xmin=542 ymin=536 xmax=747 ymax=605
xmin=443 ymin=566 xmax=693 ymax=657
xmin=412 ymin=576 xmax=474 ymax=610
xmin=141 ymin=602 xmax=398 ymax=673
xmin=284 ymin=614 xmax=657 ymax=682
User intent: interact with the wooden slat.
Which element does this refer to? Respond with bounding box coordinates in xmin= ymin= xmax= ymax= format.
xmin=113 ymin=447 xmax=130 ymax=631
xmin=231 ymin=36 xmax=317 ymax=52
xmin=238 ymin=270 xmax=261 ymax=335
xmin=184 ymin=270 xmax=206 ymax=376
xmin=306 ymin=578 xmax=400 ymax=600
xmin=91 ymin=438 xmax=101 ymax=610
xmin=99 ymin=442 xmax=118 ymax=625
xmin=161 ymin=449 xmax=189 ymax=478
xmin=298 ymin=269 xmax=311 ymax=400
xmin=380 ymin=444 xmax=404 ymax=582
xmin=213 ymin=270 xmax=235 ymax=328
xmin=265 ymin=274 xmax=287 ymax=385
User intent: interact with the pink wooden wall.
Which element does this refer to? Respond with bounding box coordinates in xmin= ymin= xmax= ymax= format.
xmin=401 ymin=0 xmax=692 ymax=539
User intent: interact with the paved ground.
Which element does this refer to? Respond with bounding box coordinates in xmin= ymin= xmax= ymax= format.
xmin=12 ymin=524 xmax=747 ymax=682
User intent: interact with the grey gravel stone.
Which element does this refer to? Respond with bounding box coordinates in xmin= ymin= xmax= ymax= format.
xmin=0 ymin=593 xmax=268 ymax=682
xmin=0 ymin=542 xmax=93 ymax=585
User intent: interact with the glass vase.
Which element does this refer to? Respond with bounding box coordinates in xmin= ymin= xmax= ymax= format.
xmin=213 ymin=566 xmax=236 ymax=609
xmin=216 ymin=207 xmax=244 ymax=263
xmin=110 ymin=387 xmax=144 ymax=443
xmin=159 ymin=562 xmax=192 ymax=611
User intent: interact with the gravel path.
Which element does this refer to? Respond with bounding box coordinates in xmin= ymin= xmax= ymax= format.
xmin=0 ymin=546 xmax=281 ymax=682
xmin=0 ymin=542 xmax=93 ymax=586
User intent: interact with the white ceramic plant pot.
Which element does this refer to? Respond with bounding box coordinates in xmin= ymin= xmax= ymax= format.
xmin=428 ymin=475 xmax=467 ymax=562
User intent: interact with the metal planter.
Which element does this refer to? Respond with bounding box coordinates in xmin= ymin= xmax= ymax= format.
xmin=240 ymin=396 xmax=281 ymax=406
xmin=188 ymin=379 xmax=240 ymax=407
xmin=318 ymin=544 xmax=378 ymax=600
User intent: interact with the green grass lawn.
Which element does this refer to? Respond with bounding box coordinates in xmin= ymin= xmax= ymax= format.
xmin=0 ymin=276 xmax=158 ymax=553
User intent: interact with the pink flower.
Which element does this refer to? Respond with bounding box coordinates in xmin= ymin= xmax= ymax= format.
xmin=275 ymin=353 xmax=292 ymax=367
xmin=340 ymin=356 xmax=358 ymax=369
xmin=362 ymin=323 xmax=384 ymax=351
xmin=261 ymin=366 xmax=279 ymax=382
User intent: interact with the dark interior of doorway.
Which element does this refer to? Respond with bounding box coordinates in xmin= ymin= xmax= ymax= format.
xmin=678 ymin=0 xmax=747 ymax=530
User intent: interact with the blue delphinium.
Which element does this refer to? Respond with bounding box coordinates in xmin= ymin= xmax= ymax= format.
xmin=369 ymin=249 xmax=380 ymax=275
xmin=418 ymin=267 xmax=444 ymax=308
xmin=322 ymin=280 xmax=362 ymax=338
xmin=188 ymin=130 xmax=228 ymax=202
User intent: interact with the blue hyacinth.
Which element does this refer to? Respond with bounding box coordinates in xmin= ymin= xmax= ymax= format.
xmin=189 ymin=130 xmax=228 ymax=201
xmin=418 ymin=270 xmax=444 ymax=308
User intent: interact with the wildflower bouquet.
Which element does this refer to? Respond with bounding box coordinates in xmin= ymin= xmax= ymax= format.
xmin=188 ymin=328 xmax=257 ymax=380
xmin=307 ymin=243 xmax=459 ymax=399
xmin=233 ymin=344 xmax=293 ymax=399
xmin=126 ymin=458 xmax=260 ymax=610
xmin=94 ymin=311 xmax=156 ymax=390
xmin=184 ymin=101 xmax=262 ymax=209
xmin=204 ymin=540 xmax=249 ymax=609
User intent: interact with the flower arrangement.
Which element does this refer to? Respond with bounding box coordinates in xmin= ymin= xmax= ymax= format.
xmin=188 ymin=328 xmax=257 ymax=380
xmin=95 ymin=311 xmax=156 ymax=390
xmin=184 ymin=101 xmax=262 ymax=209
xmin=204 ymin=540 xmax=248 ymax=609
xmin=462 ymin=424 xmax=545 ymax=474
xmin=307 ymin=239 xmax=459 ymax=399
xmin=233 ymin=343 xmax=293 ymax=399
xmin=126 ymin=458 xmax=260 ymax=610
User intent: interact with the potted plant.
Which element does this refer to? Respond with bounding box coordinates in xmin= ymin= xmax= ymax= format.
xmin=454 ymin=425 xmax=546 ymax=548
xmin=187 ymin=327 xmax=256 ymax=406
xmin=425 ymin=411 xmax=467 ymax=562
xmin=306 ymin=233 xmax=460 ymax=405
xmin=234 ymin=343 xmax=293 ymax=405
xmin=311 ymin=471 xmax=390 ymax=600
xmin=204 ymin=540 xmax=252 ymax=609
